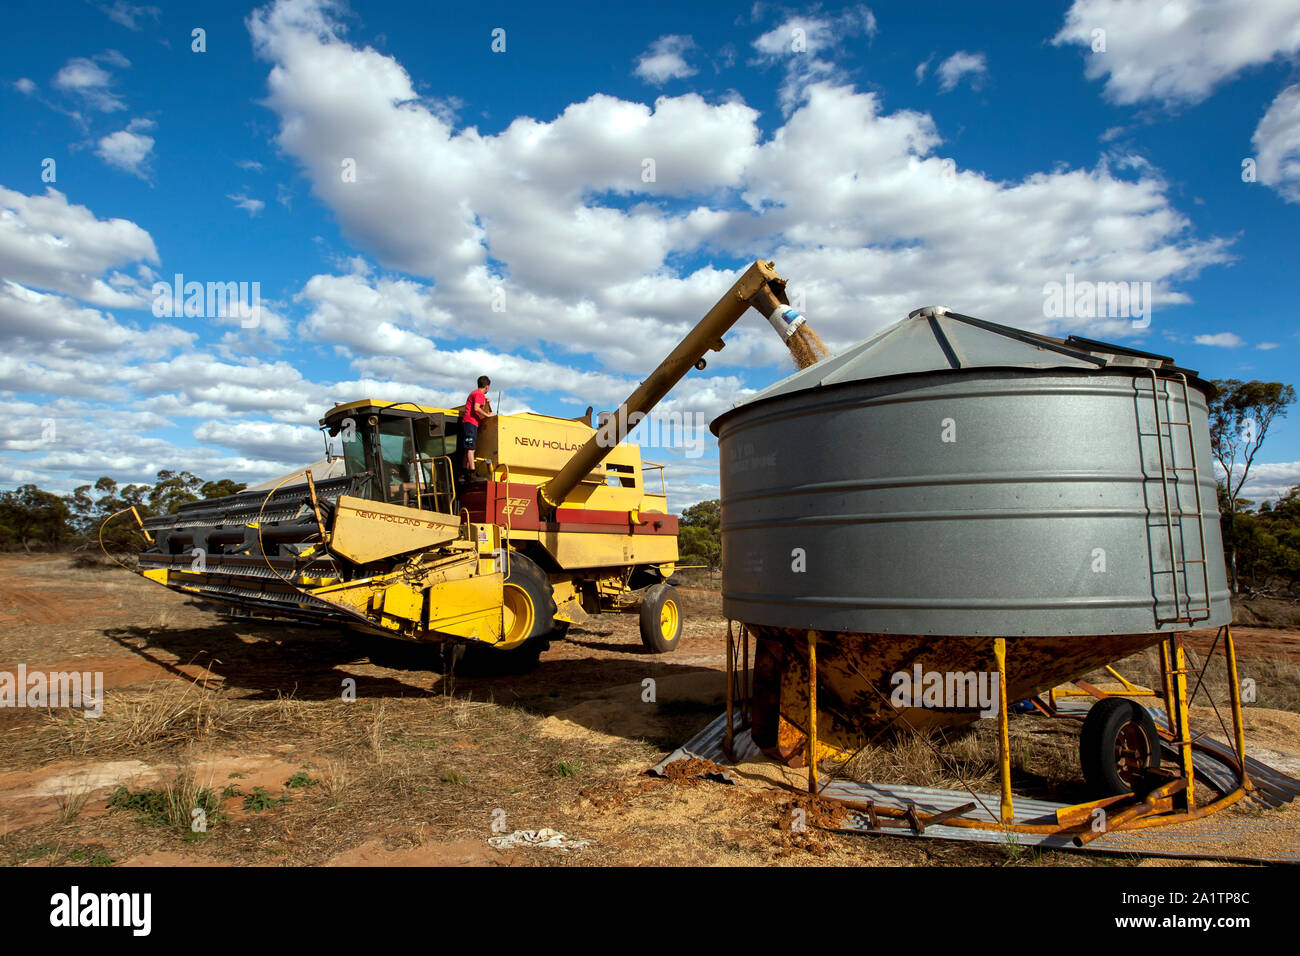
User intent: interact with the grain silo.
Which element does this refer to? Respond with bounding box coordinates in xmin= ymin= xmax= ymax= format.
xmin=711 ymin=306 xmax=1230 ymax=792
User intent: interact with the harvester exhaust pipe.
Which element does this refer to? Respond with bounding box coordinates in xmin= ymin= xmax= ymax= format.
xmin=538 ymin=259 xmax=794 ymax=513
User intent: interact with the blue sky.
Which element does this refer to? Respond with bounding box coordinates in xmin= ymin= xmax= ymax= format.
xmin=2 ymin=0 xmax=1299 ymax=509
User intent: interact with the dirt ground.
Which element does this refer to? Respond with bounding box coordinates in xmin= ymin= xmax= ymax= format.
xmin=1 ymin=553 xmax=1297 ymax=867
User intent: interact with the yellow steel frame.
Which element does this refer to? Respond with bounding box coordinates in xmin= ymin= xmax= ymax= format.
xmin=723 ymin=623 xmax=1255 ymax=845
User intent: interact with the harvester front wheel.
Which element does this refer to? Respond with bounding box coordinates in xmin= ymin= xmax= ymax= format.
xmin=639 ymin=582 xmax=682 ymax=653
xmin=1079 ymin=697 xmax=1161 ymax=796
xmin=460 ymin=553 xmax=557 ymax=675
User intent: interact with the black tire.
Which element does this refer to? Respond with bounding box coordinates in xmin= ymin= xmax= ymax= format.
xmin=459 ymin=552 xmax=556 ymax=675
xmin=1079 ymin=697 xmax=1161 ymax=796
xmin=639 ymin=582 xmax=682 ymax=653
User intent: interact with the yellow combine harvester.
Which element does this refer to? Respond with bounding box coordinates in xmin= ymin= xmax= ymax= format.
xmin=129 ymin=260 xmax=805 ymax=671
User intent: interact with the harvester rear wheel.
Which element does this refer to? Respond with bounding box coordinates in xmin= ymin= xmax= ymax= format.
xmin=639 ymin=582 xmax=682 ymax=653
xmin=1080 ymin=697 xmax=1161 ymax=796
xmin=460 ymin=552 xmax=557 ymax=675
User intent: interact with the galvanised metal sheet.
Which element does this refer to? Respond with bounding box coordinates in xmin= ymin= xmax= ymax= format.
xmin=713 ymin=319 xmax=1230 ymax=637
xmin=657 ymin=714 xmax=1300 ymax=862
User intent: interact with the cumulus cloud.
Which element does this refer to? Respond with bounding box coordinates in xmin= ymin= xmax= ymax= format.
xmin=634 ymin=35 xmax=696 ymax=85
xmin=100 ymin=1 xmax=161 ymax=30
xmin=246 ymin=0 xmax=1229 ymax=378
xmin=914 ymin=54 xmax=934 ymax=84
xmin=51 ymin=52 xmax=129 ymax=112
xmin=0 ymin=0 xmax=1263 ymax=508
xmin=0 ymin=186 xmax=158 ymax=307
xmin=1218 ymin=460 xmax=1300 ymax=503
xmin=96 ymin=120 xmax=155 ymax=177
xmin=228 ymin=192 xmax=266 ymax=216
xmin=1194 ymin=332 xmax=1245 ymax=347
xmin=936 ymin=51 xmax=988 ymax=93
xmin=1053 ymin=0 xmax=1300 ymax=106
xmin=750 ymin=5 xmax=878 ymax=112
xmin=14 ymin=77 xmax=36 ymax=95
xmin=1253 ymin=83 xmax=1300 ymax=203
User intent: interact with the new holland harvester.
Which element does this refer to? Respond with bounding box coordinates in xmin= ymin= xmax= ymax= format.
xmin=125 ymin=261 xmax=806 ymax=671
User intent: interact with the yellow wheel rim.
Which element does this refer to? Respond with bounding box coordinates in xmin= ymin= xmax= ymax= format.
xmin=501 ymin=583 xmax=535 ymax=647
xmin=659 ymin=599 xmax=679 ymax=641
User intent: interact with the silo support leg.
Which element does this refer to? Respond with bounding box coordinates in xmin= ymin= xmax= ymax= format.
xmin=725 ymin=620 xmax=735 ymax=759
xmin=1158 ymin=640 xmax=1175 ymax=728
xmin=1168 ymin=635 xmax=1195 ymax=808
xmin=1224 ymin=628 xmax=1250 ymax=789
xmin=807 ymin=631 xmax=819 ymax=794
xmin=993 ymin=637 xmax=1013 ymax=824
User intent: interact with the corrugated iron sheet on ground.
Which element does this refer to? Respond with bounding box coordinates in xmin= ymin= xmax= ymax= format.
xmin=653 ymin=712 xmax=1300 ymax=863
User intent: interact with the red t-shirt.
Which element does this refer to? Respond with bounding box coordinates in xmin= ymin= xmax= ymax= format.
xmin=462 ymin=389 xmax=488 ymax=426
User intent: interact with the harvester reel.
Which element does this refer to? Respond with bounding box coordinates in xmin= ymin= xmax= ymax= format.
xmin=1079 ymin=697 xmax=1161 ymax=797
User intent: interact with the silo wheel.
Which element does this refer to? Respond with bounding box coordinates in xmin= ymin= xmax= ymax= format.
xmin=639 ymin=582 xmax=682 ymax=653
xmin=1079 ymin=697 xmax=1161 ymax=796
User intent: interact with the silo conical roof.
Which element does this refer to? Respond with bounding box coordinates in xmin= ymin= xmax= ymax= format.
xmin=730 ymin=308 xmax=1193 ymax=415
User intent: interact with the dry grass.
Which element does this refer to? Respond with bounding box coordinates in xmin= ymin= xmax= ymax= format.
xmin=834 ymin=713 xmax=1087 ymax=806
xmin=317 ymin=759 xmax=351 ymax=808
xmin=839 ymin=726 xmax=996 ymax=792
xmin=1097 ymin=644 xmax=1300 ymax=715
xmin=47 ymin=680 xmax=235 ymax=757
xmin=54 ymin=777 xmax=93 ymax=825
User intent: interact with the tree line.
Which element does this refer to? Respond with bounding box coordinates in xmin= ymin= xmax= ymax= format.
xmin=0 ymin=472 xmax=246 ymax=553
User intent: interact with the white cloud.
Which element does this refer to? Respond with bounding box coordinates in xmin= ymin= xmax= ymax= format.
xmin=914 ymin=54 xmax=933 ymax=84
xmin=1194 ymin=332 xmax=1245 ymax=347
xmin=750 ymin=5 xmax=878 ymax=112
xmin=0 ymin=0 xmax=1261 ymax=508
xmin=14 ymin=77 xmax=36 ymax=95
xmin=936 ymin=51 xmax=988 ymax=93
xmin=228 ymin=192 xmax=266 ymax=216
xmin=1253 ymin=83 xmax=1300 ymax=203
xmin=0 ymin=186 xmax=158 ymax=307
xmin=100 ymin=2 xmax=160 ymax=30
xmin=51 ymin=53 xmax=128 ymax=112
xmin=242 ymin=0 xmax=1231 ymax=375
xmin=96 ymin=126 xmax=155 ymax=176
xmin=193 ymin=419 xmax=324 ymax=459
xmin=1257 ymin=342 xmax=1281 ymax=350
xmin=1054 ymin=0 xmax=1300 ymax=106
xmin=1219 ymin=459 xmax=1300 ymax=502
xmin=634 ymin=35 xmax=697 ymax=85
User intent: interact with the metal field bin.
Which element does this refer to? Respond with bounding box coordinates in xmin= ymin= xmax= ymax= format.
xmin=711 ymin=309 xmax=1230 ymax=641
xmin=702 ymin=307 xmax=1265 ymax=844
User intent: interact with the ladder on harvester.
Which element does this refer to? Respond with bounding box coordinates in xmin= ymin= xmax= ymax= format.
xmin=1144 ymin=369 xmax=1213 ymax=626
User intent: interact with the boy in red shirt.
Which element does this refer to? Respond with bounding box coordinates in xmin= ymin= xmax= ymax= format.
xmin=460 ymin=375 xmax=494 ymax=479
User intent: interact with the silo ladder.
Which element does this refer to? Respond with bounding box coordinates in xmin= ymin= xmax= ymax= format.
xmin=1146 ymin=370 xmax=1212 ymax=626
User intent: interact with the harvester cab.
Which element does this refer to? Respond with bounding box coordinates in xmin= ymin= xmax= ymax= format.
xmin=126 ymin=259 xmax=803 ymax=672
xmin=320 ymin=401 xmax=461 ymax=514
